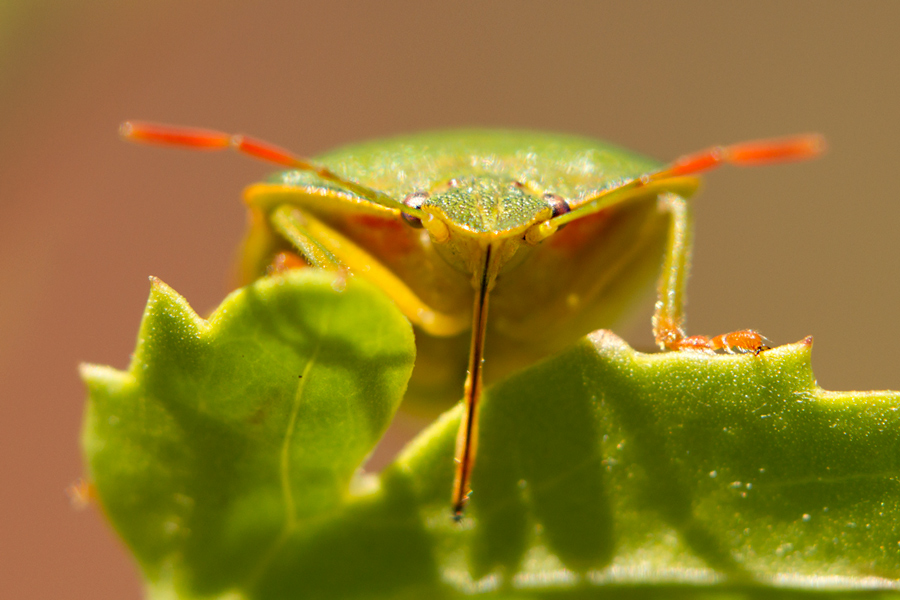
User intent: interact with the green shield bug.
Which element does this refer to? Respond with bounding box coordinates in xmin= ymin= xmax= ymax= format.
xmin=120 ymin=122 xmax=824 ymax=519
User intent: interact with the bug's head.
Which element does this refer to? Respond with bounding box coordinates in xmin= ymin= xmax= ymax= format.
xmin=399 ymin=175 xmax=570 ymax=278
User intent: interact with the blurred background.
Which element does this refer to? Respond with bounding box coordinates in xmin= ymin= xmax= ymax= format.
xmin=1 ymin=2 xmax=899 ymax=598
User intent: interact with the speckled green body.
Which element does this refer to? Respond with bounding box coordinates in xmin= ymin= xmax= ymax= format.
xmin=275 ymin=130 xmax=659 ymax=232
xmin=247 ymin=130 xmax=675 ymax=407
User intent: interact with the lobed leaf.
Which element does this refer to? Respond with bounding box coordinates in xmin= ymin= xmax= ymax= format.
xmin=81 ymin=271 xmax=417 ymax=597
xmin=82 ymin=273 xmax=900 ymax=599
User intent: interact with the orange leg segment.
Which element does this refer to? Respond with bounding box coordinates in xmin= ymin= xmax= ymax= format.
xmin=651 ymin=193 xmax=772 ymax=356
xmin=668 ymin=330 xmax=772 ymax=354
xmin=267 ymin=251 xmax=309 ymax=275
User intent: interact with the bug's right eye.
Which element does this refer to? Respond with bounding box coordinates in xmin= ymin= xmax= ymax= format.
xmin=543 ymin=193 xmax=571 ymax=219
xmin=402 ymin=192 xmax=428 ymax=228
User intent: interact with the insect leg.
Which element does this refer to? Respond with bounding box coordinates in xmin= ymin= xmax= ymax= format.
xmin=267 ymin=205 xmax=470 ymax=337
xmin=269 ymin=206 xmax=342 ymax=270
xmin=651 ymin=193 xmax=769 ymax=353
xmin=651 ymin=193 xmax=693 ymax=349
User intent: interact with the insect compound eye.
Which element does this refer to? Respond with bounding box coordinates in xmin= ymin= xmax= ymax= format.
xmin=543 ymin=193 xmax=571 ymax=219
xmin=401 ymin=191 xmax=428 ymax=228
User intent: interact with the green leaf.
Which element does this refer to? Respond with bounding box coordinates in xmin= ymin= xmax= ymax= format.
xmin=81 ymin=270 xmax=417 ymax=598
xmin=460 ymin=331 xmax=900 ymax=590
xmin=82 ymin=273 xmax=900 ymax=599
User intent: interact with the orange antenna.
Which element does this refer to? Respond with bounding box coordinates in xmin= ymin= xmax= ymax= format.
xmin=653 ymin=134 xmax=826 ymax=179
xmin=119 ymin=121 xmax=419 ymax=216
xmin=551 ymin=133 xmax=826 ymax=229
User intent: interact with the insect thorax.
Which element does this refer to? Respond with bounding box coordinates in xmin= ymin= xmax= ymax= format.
xmin=419 ymin=175 xmax=552 ymax=284
xmin=423 ymin=175 xmax=552 ymax=235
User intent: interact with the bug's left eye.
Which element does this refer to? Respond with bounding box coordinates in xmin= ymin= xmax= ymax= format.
xmin=544 ymin=193 xmax=571 ymax=219
xmin=402 ymin=192 xmax=428 ymax=228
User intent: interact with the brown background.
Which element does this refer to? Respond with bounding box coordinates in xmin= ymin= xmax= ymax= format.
xmin=2 ymin=2 xmax=899 ymax=598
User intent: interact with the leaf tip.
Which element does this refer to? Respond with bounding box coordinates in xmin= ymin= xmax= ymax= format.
xmin=143 ymin=276 xmax=208 ymax=336
xmin=77 ymin=361 xmax=95 ymax=381
xmin=148 ymin=275 xmax=173 ymax=296
xmin=79 ymin=361 xmax=129 ymax=386
xmin=772 ymin=336 xmax=815 ymax=360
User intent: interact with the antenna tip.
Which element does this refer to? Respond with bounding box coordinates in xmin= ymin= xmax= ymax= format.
xmin=805 ymin=133 xmax=828 ymax=156
xmin=118 ymin=121 xmax=136 ymax=140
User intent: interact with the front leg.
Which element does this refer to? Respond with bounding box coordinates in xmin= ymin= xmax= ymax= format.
xmin=268 ymin=205 xmax=470 ymax=338
xmin=652 ymin=192 xmax=769 ymax=354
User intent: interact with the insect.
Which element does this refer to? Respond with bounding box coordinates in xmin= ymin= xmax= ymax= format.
xmin=120 ymin=123 xmax=824 ymax=519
